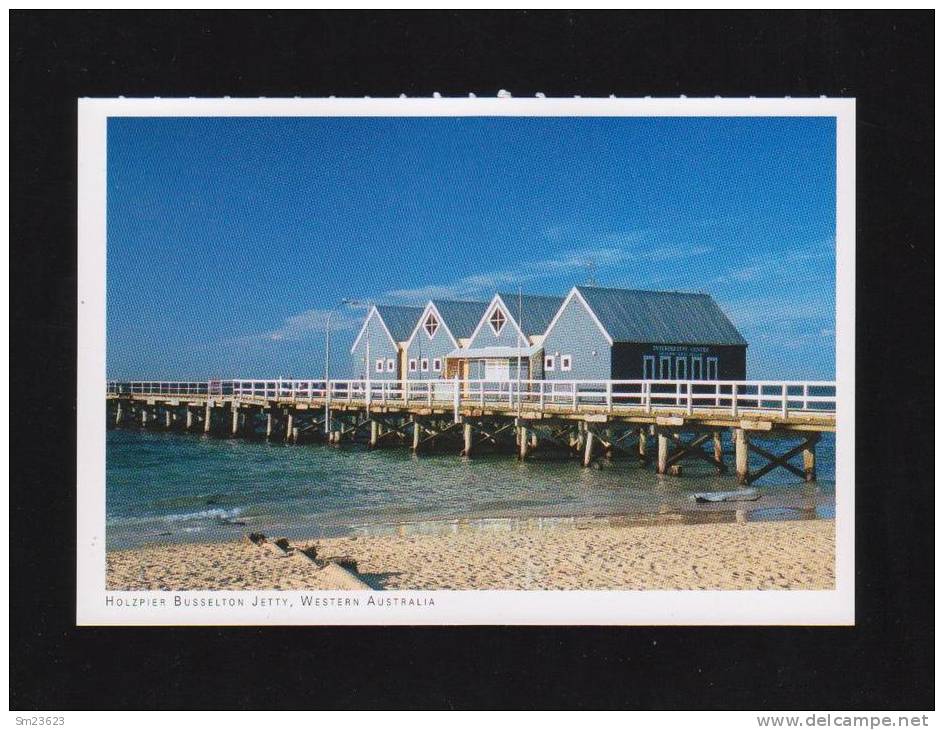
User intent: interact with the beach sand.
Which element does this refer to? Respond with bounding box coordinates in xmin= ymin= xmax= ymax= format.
xmin=106 ymin=518 xmax=835 ymax=591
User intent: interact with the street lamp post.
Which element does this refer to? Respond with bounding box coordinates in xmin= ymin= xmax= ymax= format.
xmin=343 ymin=298 xmax=373 ymax=403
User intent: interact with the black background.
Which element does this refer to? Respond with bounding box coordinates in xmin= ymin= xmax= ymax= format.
xmin=10 ymin=11 xmax=934 ymax=710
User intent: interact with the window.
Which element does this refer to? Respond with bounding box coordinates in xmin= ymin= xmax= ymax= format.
xmin=488 ymin=307 xmax=506 ymax=335
xmin=420 ymin=357 xmax=429 ymax=372
xmin=544 ymin=355 xmax=555 ymax=371
xmin=386 ymin=358 xmax=395 ymax=372
xmin=375 ymin=358 xmax=384 ymax=373
xmin=691 ymin=356 xmax=703 ymax=380
xmin=643 ymin=355 xmax=656 ymax=380
xmin=659 ymin=355 xmax=672 ymax=380
xmin=561 ymin=355 xmax=572 ymax=372
xmin=675 ymin=356 xmax=687 ymax=380
xmin=424 ymin=313 xmax=439 ymax=338
xmin=706 ymin=357 xmax=718 ymax=380
xmin=433 ymin=358 xmax=442 ymax=372
xmin=408 ymin=359 xmax=417 ymax=372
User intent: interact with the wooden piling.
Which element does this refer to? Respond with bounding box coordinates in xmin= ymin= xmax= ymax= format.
xmin=530 ymin=430 xmax=538 ymax=449
xmin=583 ymin=430 xmax=595 ymax=467
xmin=141 ymin=408 xmax=148 ymax=427
xmin=231 ymin=407 xmax=239 ymax=436
xmin=115 ymin=401 xmax=123 ymax=425
xmin=638 ymin=427 xmax=647 ymax=459
xmin=519 ymin=425 xmax=529 ymax=460
xmin=463 ymin=422 xmax=473 ymax=456
xmin=657 ymin=432 xmax=669 ymax=474
xmin=266 ymin=412 xmax=274 ymax=440
xmin=735 ymin=428 xmax=750 ymax=485
xmin=370 ymin=420 xmax=379 ymax=448
xmin=165 ymin=410 xmax=172 ymax=429
xmin=185 ymin=408 xmax=193 ymax=430
xmin=285 ymin=411 xmax=294 ymax=443
xmin=803 ymin=440 xmax=817 ymax=482
xmin=713 ymin=431 xmax=723 ymax=464
xmin=412 ymin=420 xmax=421 ymax=452
xmin=204 ymin=402 xmax=212 ymax=433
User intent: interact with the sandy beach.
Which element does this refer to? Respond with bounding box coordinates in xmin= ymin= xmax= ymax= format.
xmin=107 ymin=518 xmax=834 ymax=591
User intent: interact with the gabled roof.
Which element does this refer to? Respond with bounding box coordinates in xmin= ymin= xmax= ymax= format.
xmin=428 ymin=300 xmax=487 ymax=339
xmin=570 ymin=286 xmax=747 ymax=346
xmin=496 ymin=293 xmax=565 ymax=335
xmin=404 ymin=299 xmax=487 ymax=350
xmin=375 ymin=305 xmax=425 ymax=343
xmin=350 ymin=304 xmax=423 ymax=353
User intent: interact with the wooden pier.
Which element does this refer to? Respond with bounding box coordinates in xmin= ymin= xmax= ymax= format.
xmin=106 ymin=378 xmax=835 ymax=485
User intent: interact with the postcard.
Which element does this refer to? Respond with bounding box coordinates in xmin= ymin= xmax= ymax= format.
xmin=76 ymin=95 xmax=854 ymax=625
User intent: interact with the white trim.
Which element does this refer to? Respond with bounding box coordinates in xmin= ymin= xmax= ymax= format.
xmin=423 ymin=311 xmax=439 ymax=339
xmin=659 ymin=355 xmax=672 ymax=379
xmin=643 ymin=355 xmax=656 ymax=379
xmin=467 ymin=294 xmax=527 ymax=347
xmin=691 ymin=355 xmax=703 ymax=380
xmin=386 ymin=358 xmax=395 ymax=372
xmin=349 ymin=306 xmax=398 ymax=354
xmin=420 ymin=357 xmax=429 ymax=372
xmin=374 ymin=358 xmax=385 ymax=373
xmin=404 ymin=301 xmax=459 ymax=351
xmin=706 ymin=356 xmax=719 ymax=380
xmin=541 ymin=287 xmax=615 ymax=346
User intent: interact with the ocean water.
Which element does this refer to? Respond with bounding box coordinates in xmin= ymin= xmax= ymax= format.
xmin=106 ymin=429 xmax=835 ymax=550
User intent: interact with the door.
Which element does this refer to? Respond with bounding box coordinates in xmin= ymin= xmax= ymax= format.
xmin=484 ymin=359 xmax=510 ymax=381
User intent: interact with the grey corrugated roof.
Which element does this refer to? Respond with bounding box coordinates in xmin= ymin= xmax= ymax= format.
xmin=497 ymin=293 xmax=565 ymax=335
xmin=375 ymin=305 xmax=425 ymax=342
xmin=575 ymin=286 xmax=747 ymax=346
xmin=430 ymin=300 xmax=488 ymax=339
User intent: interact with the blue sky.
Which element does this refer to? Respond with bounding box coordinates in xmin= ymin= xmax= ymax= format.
xmin=107 ymin=115 xmax=836 ymax=380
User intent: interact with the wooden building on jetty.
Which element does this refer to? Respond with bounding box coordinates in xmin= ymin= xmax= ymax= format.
xmin=107 ymin=285 xmax=834 ymax=487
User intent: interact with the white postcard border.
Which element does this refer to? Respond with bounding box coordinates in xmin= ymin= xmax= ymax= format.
xmin=77 ymin=96 xmax=855 ymax=625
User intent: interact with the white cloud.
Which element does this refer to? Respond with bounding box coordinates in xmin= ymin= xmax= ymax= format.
xmin=383 ymin=243 xmax=711 ymax=303
xmin=235 ymin=307 xmax=363 ymax=344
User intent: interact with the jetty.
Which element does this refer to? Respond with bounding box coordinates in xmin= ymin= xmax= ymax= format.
xmin=106 ymin=378 xmax=835 ymax=485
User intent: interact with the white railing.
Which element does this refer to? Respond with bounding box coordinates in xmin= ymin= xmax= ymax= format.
xmin=108 ymin=378 xmax=836 ymax=418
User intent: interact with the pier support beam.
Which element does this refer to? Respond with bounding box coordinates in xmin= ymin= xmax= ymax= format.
xmin=519 ymin=425 xmax=529 ymax=460
xmin=803 ymin=441 xmax=817 ymax=482
xmin=231 ymin=407 xmax=239 ymax=436
xmin=638 ymin=427 xmax=648 ymax=461
xmin=657 ymin=432 xmax=669 ymax=474
xmin=412 ymin=420 xmax=421 ymax=452
xmin=735 ymin=429 xmax=750 ymax=485
xmin=141 ymin=408 xmax=148 ymax=428
xmin=165 ymin=410 xmax=172 ymax=429
xmin=583 ymin=430 xmax=596 ymax=467
xmin=266 ymin=412 xmax=274 ymax=440
xmin=370 ymin=420 xmax=379 ymax=448
xmin=285 ymin=411 xmax=294 ymax=443
xmin=186 ymin=408 xmax=193 ymax=430
xmin=713 ymin=431 xmax=724 ymax=467
xmin=204 ymin=403 xmax=212 ymax=433
xmin=115 ymin=402 xmax=123 ymax=426
xmin=530 ymin=430 xmax=538 ymax=450
xmin=463 ymin=422 xmax=473 ymax=457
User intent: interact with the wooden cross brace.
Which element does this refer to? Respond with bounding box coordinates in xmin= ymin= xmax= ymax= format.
xmin=370 ymin=415 xmax=412 ymax=441
xmin=746 ymin=433 xmax=820 ymax=483
xmin=338 ymin=418 xmax=372 ymax=438
xmin=470 ymin=421 xmax=516 ymax=448
xmin=665 ymin=432 xmax=727 ymax=472
xmin=417 ymin=420 xmax=463 ymax=447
